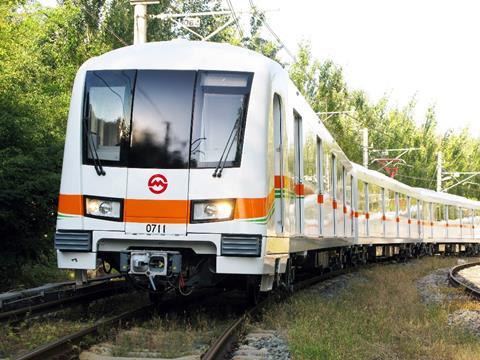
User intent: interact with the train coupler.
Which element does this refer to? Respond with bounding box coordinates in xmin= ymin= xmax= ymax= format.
xmin=127 ymin=251 xmax=182 ymax=291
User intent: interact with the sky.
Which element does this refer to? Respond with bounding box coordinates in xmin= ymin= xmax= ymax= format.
xmin=230 ymin=0 xmax=480 ymax=137
xmin=39 ymin=0 xmax=480 ymax=137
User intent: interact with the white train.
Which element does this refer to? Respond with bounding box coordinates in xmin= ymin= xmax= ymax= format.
xmin=55 ymin=40 xmax=480 ymax=296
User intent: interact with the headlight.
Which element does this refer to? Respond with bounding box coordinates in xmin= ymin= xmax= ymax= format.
xmin=192 ymin=200 xmax=235 ymax=222
xmin=85 ymin=197 xmax=122 ymax=220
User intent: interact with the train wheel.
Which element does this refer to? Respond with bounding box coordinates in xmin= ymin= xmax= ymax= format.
xmin=282 ymin=259 xmax=295 ymax=293
xmin=246 ymin=276 xmax=261 ymax=307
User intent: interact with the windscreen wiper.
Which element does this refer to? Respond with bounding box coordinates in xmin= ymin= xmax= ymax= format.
xmin=212 ymin=116 xmax=241 ymax=178
xmin=83 ymin=98 xmax=106 ymax=176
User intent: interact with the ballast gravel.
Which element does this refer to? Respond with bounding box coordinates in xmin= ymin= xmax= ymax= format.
xmin=416 ymin=259 xmax=480 ymax=338
xmin=416 ymin=267 xmax=452 ymax=304
xmin=304 ymin=272 xmax=366 ymax=300
xmin=231 ymin=329 xmax=290 ymax=360
xmin=448 ymin=310 xmax=480 ymax=336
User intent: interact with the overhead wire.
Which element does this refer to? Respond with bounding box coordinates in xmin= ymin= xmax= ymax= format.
xmin=247 ymin=0 xmax=296 ymax=62
xmin=225 ymin=0 xmax=244 ymax=39
xmin=74 ymin=0 xmax=129 ymax=47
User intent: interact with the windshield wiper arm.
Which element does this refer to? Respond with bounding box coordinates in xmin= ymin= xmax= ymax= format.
xmin=212 ymin=116 xmax=241 ymax=178
xmin=83 ymin=100 xmax=105 ymax=176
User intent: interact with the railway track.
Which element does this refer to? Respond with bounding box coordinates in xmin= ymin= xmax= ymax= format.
xmin=449 ymin=261 xmax=480 ymax=298
xmin=0 ymin=275 xmax=131 ymax=324
xmin=16 ymin=258 xmax=476 ymax=360
xmin=202 ymin=268 xmax=350 ymax=360
xmin=14 ymin=288 xmax=221 ymax=360
xmin=14 ymin=269 xmax=348 ymax=360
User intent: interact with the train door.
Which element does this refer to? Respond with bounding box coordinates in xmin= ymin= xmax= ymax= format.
xmin=293 ymin=110 xmax=304 ymax=235
xmin=125 ymin=70 xmax=196 ymax=235
xmin=273 ymin=94 xmax=284 ymax=234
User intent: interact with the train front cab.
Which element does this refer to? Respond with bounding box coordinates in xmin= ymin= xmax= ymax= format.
xmin=55 ymin=41 xmax=293 ymax=292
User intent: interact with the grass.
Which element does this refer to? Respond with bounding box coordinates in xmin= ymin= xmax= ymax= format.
xmin=110 ymin=311 xmax=230 ymax=358
xmin=262 ymin=257 xmax=480 ymax=360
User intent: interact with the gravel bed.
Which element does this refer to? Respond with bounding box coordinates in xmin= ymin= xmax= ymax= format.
xmin=231 ymin=329 xmax=290 ymax=360
xmin=416 ymin=267 xmax=452 ymax=304
xmin=448 ymin=310 xmax=480 ymax=336
xmin=416 ymin=259 xmax=480 ymax=338
xmin=304 ymin=272 xmax=366 ymax=300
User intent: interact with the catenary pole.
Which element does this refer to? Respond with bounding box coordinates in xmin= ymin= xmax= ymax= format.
xmin=362 ymin=128 xmax=369 ymax=169
xmin=437 ymin=151 xmax=442 ymax=192
xmin=130 ymin=0 xmax=160 ymax=44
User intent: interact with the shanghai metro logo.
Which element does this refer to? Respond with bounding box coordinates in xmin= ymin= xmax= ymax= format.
xmin=148 ymin=174 xmax=168 ymax=194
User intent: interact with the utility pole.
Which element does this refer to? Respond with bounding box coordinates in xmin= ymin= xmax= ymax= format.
xmin=436 ymin=151 xmax=442 ymax=192
xmin=130 ymin=0 xmax=160 ymax=45
xmin=362 ymin=128 xmax=369 ymax=169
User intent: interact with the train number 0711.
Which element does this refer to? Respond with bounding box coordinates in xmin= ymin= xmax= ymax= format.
xmin=145 ymin=224 xmax=165 ymax=233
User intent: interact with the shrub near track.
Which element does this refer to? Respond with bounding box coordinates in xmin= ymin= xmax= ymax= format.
xmin=262 ymin=257 xmax=480 ymax=360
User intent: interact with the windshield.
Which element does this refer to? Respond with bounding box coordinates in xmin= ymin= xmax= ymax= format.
xmin=190 ymin=71 xmax=253 ymax=168
xmin=82 ymin=70 xmax=253 ymax=169
xmin=83 ymin=70 xmax=135 ymax=165
xmin=129 ymin=70 xmax=196 ymax=169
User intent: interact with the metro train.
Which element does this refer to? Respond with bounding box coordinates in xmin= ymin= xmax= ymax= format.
xmin=55 ymin=40 xmax=480 ymax=297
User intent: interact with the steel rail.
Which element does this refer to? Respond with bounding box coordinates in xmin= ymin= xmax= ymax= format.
xmin=15 ymin=303 xmax=155 ymax=360
xmin=1 ymin=279 xmax=131 ymax=324
xmin=449 ymin=261 xmax=480 ymax=298
xmin=201 ymin=268 xmax=350 ymax=360
xmin=15 ymin=288 xmax=221 ymax=360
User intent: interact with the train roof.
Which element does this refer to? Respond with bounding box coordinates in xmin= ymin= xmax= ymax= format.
xmin=351 ymin=162 xmax=480 ymax=209
xmin=81 ymin=39 xmax=283 ymax=75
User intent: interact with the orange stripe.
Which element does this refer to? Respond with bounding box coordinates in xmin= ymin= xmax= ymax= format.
xmin=365 ymin=212 xmax=370 ymax=220
xmin=354 ymin=211 xmax=359 ymax=218
xmin=234 ymin=197 xmax=267 ymax=219
xmin=332 ymin=200 xmax=338 ymax=210
xmin=125 ymin=199 xmax=189 ymax=224
xmin=59 ymin=193 xmax=276 ymax=223
xmin=317 ymin=194 xmax=324 ymax=204
xmin=58 ymin=194 xmax=83 ymax=215
xmin=396 ymin=217 xmax=400 ymax=223
xmin=343 ymin=206 xmax=348 ymax=214
xmin=382 ymin=214 xmax=386 ymax=221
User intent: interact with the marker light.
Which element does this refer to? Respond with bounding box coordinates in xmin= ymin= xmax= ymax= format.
xmin=192 ymin=200 xmax=235 ymax=222
xmin=85 ymin=197 xmax=122 ymax=220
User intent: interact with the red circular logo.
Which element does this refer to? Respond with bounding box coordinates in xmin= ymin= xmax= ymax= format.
xmin=148 ymin=174 xmax=168 ymax=194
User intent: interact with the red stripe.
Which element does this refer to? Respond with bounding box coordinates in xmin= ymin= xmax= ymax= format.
xmin=354 ymin=211 xmax=359 ymax=218
xmin=408 ymin=219 xmax=412 ymax=224
xmin=317 ymin=194 xmax=324 ymax=204
xmin=396 ymin=217 xmax=400 ymax=223
xmin=332 ymin=200 xmax=338 ymax=210
xmin=365 ymin=212 xmax=370 ymax=220
xmin=295 ymin=183 xmax=304 ymax=196
xmin=343 ymin=206 xmax=348 ymax=214
xmin=382 ymin=214 xmax=386 ymax=221
xmin=274 ymin=175 xmax=283 ymax=188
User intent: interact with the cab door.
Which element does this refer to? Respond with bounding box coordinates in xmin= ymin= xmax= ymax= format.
xmin=124 ymin=70 xmax=196 ymax=236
